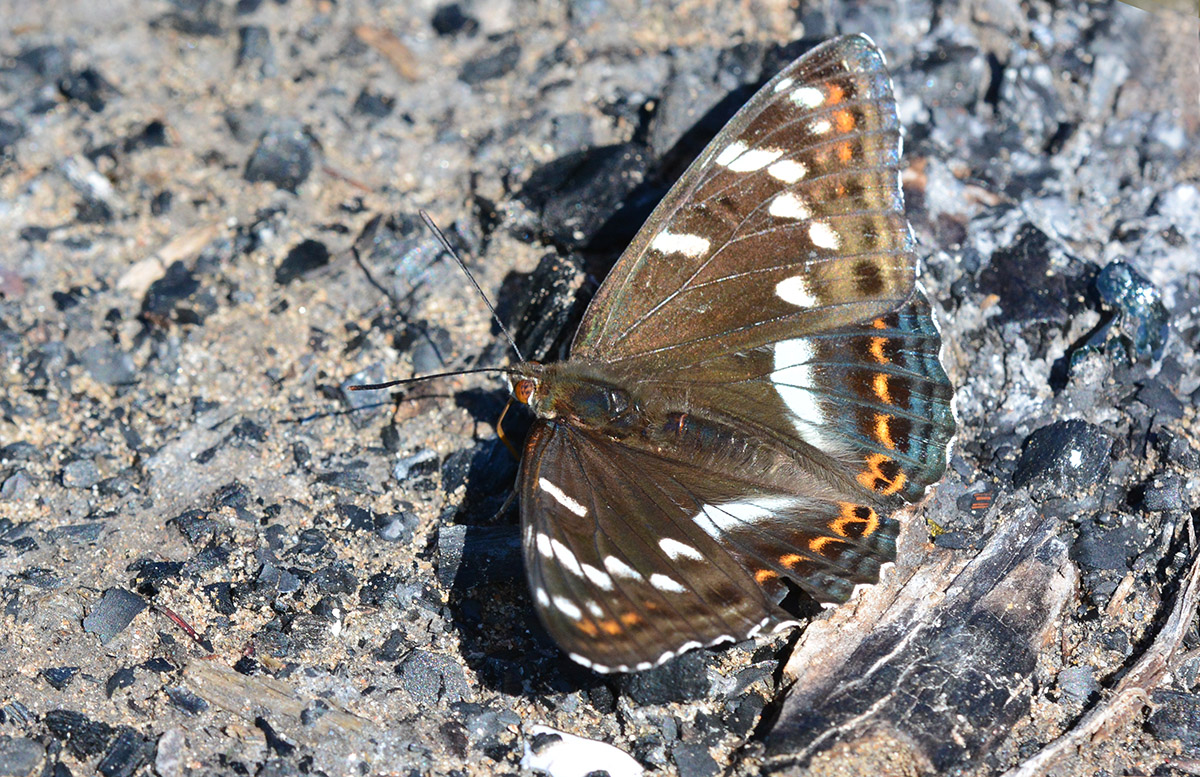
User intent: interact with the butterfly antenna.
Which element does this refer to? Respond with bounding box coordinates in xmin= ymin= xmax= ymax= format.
xmin=348 ymin=366 xmax=517 ymax=392
xmin=420 ymin=210 xmax=525 ymax=363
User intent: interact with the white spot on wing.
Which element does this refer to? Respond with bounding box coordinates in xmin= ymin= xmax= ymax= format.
xmin=585 ymin=600 xmax=603 ymax=618
xmin=773 ymin=76 xmax=794 ymax=93
xmin=692 ymin=497 xmax=795 ymax=539
xmin=604 ymin=556 xmax=643 ymax=580
xmin=658 ymin=537 xmax=704 ymax=561
xmin=536 ymin=532 xmax=553 ymax=558
xmin=775 ymin=275 xmax=818 ymax=307
xmin=767 ymin=192 xmax=811 ymax=220
xmin=635 ymin=661 xmax=653 ymax=671
xmin=791 ymin=86 xmax=825 ymax=108
xmin=581 ymin=563 xmax=615 ymax=591
xmin=649 ymin=231 xmax=710 ymax=258
xmin=535 ymin=587 xmax=550 ymax=607
xmin=715 ymin=140 xmax=748 ymax=167
xmin=810 ymin=119 xmax=832 ymax=135
xmin=538 ymin=477 xmax=588 ymax=517
xmin=567 ymin=654 xmax=594 ymax=669
xmin=550 ymin=538 xmax=584 ymax=577
xmin=649 ymin=573 xmax=687 ymax=593
xmin=772 ymin=338 xmax=831 ymax=446
xmin=552 ymin=595 xmax=583 ymax=620
xmin=726 ymin=147 xmax=784 ymax=173
xmin=767 ymin=159 xmax=807 ymax=183
xmin=808 ymin=221 xmax=840 ymax=249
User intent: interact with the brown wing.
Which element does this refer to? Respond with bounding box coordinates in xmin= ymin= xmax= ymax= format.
xmin=572 ymin=35 xmax=916 ymax=369
xmin=520 ymin=415 xmax=901 ymax=673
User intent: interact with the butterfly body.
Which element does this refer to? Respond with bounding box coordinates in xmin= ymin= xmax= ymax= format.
xmin=507 ymin=35 xmax=955 ymax=673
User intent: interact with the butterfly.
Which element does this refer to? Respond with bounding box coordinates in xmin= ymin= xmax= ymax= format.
xmin=498 ymin=34 xmax=956 ymax=674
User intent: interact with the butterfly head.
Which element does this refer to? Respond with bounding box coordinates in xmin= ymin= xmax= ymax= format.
xmin=509 ymin=361 xmax=544 ymax=408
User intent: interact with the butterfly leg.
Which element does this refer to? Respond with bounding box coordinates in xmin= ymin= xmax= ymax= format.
xmin=496 ymin=397 xmax=520 ymax=460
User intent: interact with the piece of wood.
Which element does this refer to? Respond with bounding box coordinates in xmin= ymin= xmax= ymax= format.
xmin=765 ymin=503 xmax=1077 ymax=773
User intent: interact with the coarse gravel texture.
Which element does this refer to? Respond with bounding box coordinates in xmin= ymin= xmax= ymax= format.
xmin=1 ymin=1 xmax=1199 ymax=776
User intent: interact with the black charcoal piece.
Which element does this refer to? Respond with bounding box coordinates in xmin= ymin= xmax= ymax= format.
xmin=518 ymin=144 xmax=650 ymax=250
xmin=1141 ymin=473 xmax=1184 ymax=512
xmin=142 ymin=261 xmax=202 ymax=319
xmin=335 ymin=503 xmax=374 ymax=532
xmin=1012 ymin=420 xmax=1112 ymax=498
xmin=977 ymin=225 xmax=1075 ymax=325
xmin=1096 ymin=261 xmax=1169 ymax=361
xmin=431 ymin=4 xmax=478 ymax=36
xmin=43 ymin=710 xmax=115 ymax=757
xmin=458 ymin=42 xmax=520 ymax=85
xmin=352 ymin=90 xmax=394 ymax=118
xmin=58 ymin=67 xmax=111 ymax=111
xmin=106 ymin=667 xmax=136 ymax=697
xmin=245 ymin=123 xmax=315 ymax=192
xmin=274 ymin=239 xmax=330 ymax=284
xmin=619 ymin=651 xmax=712 ymax=705
xmin=40 ymin=666 xmax=79 ymax=690
xmin=96 ymin=728 xmax=151 ymax=777
xmin=1146 ymin=690 xmax=1200 ymax=754
xmin=673 ymin=741 xmax=721 ymax=777
xmin=83 ymin=588 xmax=148 ymax=645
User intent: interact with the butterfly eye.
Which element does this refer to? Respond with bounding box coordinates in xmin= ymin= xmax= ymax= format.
xmin=513 ymin=379 xmax=536 ymax=405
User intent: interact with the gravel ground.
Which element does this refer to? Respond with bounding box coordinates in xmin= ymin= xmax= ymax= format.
xmin=0 ymin=1 xmax=1198 ymax=776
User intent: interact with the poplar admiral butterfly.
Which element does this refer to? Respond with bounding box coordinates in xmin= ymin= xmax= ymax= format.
xmin=487 ymin=34 xmax=952 ymax=673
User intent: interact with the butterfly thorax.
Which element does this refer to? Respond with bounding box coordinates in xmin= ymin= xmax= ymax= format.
xmin=513 ymin=360 xmax=648 ymax=439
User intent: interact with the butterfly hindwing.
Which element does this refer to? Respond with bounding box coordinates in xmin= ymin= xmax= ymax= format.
xmin=633 ymin=288 xmax=955 ymax=504
xmin=521 ymin=422 xmax=773 ymax=672
xmin=521 ymin=406 xmax=908 ymax=672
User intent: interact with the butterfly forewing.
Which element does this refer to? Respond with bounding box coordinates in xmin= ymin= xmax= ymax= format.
xmin=515 ymin=34 xmax=956 ymax=673
xmin=572 ymin=35 xmax=916 ymax=367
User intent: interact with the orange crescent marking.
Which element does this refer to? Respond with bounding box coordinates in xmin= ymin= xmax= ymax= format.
xmin=869 ymin=335 xmax=890 ymax=364
xmin=809 ymin=536 xmax=834 ymax=553
xmin=832 ymin=502 xmax=879 ymax=538
xmin=834 ymin=109 xmax=855 ymax=133
xmin=871 ymin=318 xmax=888 ymax=329
xmin=755 ymin=568 xmax=779 ymax=584
xmin=837 ymin=141 xmax=853 ymax=163
xmin=620 ymin=612 xmax=641 ymax=627
xmin=780 ymin=553 xmax=803 ymax=568
xmin=858 ymin=453 xmax=907 ymax=496
xmin=874 ymin=413 xmax=896 ymax=450
xmin=578 ymin=620 xmax=601 ymax=637
xmin=826 ymin=83 xmax=845 ymax=105
xmin=873 ymin=372 xmax=893 ymax=403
